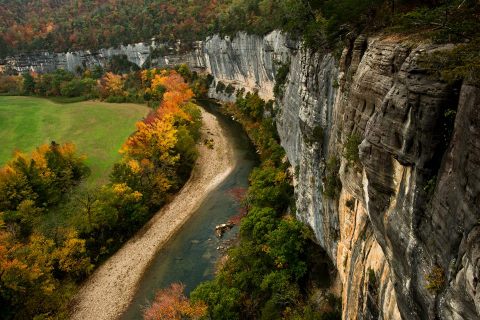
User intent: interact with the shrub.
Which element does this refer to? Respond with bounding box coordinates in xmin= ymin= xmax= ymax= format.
xmin=236 ymin=91 xmax=266 ymax=121
xmin=324 ymin=157 xmax=341 ymax=199
xmin=216 ymin=81 xmax=226 ymax=93
xmin=22 ymin=72 xmax=35 ymax=95
xmin=225 ymin=84 xmax=235 ymax=96
xmin=60 ymin=78 xmax=96 ymax=97
xmin=308 ymin=125 xmax=324 ymax=145
xmin=108 ymin=54 xmax=140 ymax=73
xmin=91 ymin=65 xmax=104 ymax=79
xmin=346 ymin=198 xmax=355 ymax=210
xmin=191 ymin=73 xmax=213 ymax=99
xmin=424 ymin=176 xmax=437 ymax=199
xmin=0 ymin=75 xmax=22 ymax=94
xmin=273 ymin=62 xmax=290 ymax=99
xmin=344 ymin=133 xmax=362 ymax=164
xmin=425 ymin=265 xmax=445 ymax=294
xmin=368 ymin=268 xmax=376 ymax=287
xmin=144 ymin=283 xmax=207 ymax=320
xmin=105 ymin=95 xmax=126 ymax=103
xmin=419 ymin=39 xmax=480 ymax=84
xmin=175 ymin=64 xmax=193 ymax=82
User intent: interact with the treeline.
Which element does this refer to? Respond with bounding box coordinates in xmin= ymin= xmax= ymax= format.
xmin=143 ymin=91 xmax=340 ymax=319
xmin=216 ymin=0 xmax=479 ymax=47
xmin=79 ymin=70 xmax=202 ymax=262
xmin=0 ymin=70 xmax=202 ymax=319
xmin=1 ymin=0 xmax=478 ymax=58
xmin=0 ymin=63 xmax=212 ymax=106
xmin=0 ymin=0 xmax=222 ymax=57
xmin=1 ymin=1 xmax=477 ymax=82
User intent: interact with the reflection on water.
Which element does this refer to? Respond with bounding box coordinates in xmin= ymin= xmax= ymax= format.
xmin=121 ymin=101 xmax=257 ymax=320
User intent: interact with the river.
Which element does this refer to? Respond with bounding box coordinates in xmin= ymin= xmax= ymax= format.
xmin=121 ymin=101 xmax=257 ymax=319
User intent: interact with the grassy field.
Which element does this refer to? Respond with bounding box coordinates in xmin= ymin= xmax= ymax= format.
xmin=0 ymin=96 xmax=149 ymax=185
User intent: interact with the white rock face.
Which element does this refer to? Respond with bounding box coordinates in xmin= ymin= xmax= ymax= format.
xmin=203 ymin=31 xmax=292 ymax=101
xmin=1 ymin=41 xmax=205 ymax=73
xmin=202 ymin=32 xmax=403 ymax=319
xmin=201 ymin=32 xmax=480 ymax=320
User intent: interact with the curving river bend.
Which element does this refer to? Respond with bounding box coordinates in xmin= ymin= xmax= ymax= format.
xmin=121 ymin=101 xmax=257 ymax=319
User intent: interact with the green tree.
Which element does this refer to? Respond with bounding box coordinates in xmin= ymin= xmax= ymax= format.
xmin=22 ymin=72 xmax=35 ymax=95
xmin=240 ymin=207 xmax=278 ymax=243
xmin=191 ymin=281 xmax=242 ymax=320
xmin=60 ymin=78 xmax=96 ymax=97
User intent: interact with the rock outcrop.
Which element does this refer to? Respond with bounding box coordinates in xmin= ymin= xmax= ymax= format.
xmin=0 ymin=41 xmax=205 ymax=74
xmin=4 ymin=32 xmax=479 ymax=320
xmin=203 ymin=31 xmax=292 ymax=101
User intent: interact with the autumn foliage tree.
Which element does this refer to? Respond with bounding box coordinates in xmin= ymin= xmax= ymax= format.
xmin=101 ymin=72 xmax=124 ymax=96
xmin=144 ymin=283 xmax=207 ymax=320
xmin=0 ymin=69 xmax=201 ymax=319
xmin=0 ymin=143 xmax=92 ymax=319
xmin=112 ymin=70 xmax=199 ymax=209
xmin=0 ymin=222 xmax=92 ymax=319
xmin=0 ymin=75 xmax=22 ymax=94
xmin=0 ymin=142 xmax=89 ymax=212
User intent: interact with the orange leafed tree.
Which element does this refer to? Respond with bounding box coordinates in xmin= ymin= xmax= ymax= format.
xmin=143 ymin=283 xmax=207 ymax=320
xmin=121 ymin=70 xmax=195 ymax=161
xmin=153 ymin=71 xmax=194 ymax=121
xmin=100 ymin=72 xmax=124 ymax=97
xmin=118 ymin=70 xmax=198 ymax=199
xmin=152 ymin=72 xmax=192 ymax=97
xmin=121 ymin=114 xmax=179 ymax=163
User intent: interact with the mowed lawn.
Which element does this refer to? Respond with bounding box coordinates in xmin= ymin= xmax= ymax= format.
xmin=0 ymin=96 xmax=149 ymax=185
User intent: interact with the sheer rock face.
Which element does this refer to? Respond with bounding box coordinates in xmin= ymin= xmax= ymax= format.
xmin=4 ymin=32 xmax=479 ymax=320
xmin=201 ymin=32 xmax=479 ymax=320
xmin=0 ymin=41 xmax=205 ymax=73
xmin=203 ymin=31 xmax=292 ymax=101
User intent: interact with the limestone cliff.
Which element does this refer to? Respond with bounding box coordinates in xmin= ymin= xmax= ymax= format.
xmin=4 ymin=32 xmax=479 ymax=320
xmin=0 ymin=41 xmax=205 ymax=74
xmin=201 ymin=32 xmax=480 ymax=320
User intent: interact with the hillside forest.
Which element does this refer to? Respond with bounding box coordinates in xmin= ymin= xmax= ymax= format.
xmin=0 ymin=69 xmax=203 ymax=319
xmin=1 ymin=1 xmax=478 ymax=56
xmin=1 ymin=1 xmax=478 ymax=84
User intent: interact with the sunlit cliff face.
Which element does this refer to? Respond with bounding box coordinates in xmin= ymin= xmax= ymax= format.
xmin=201 ymin=32 xmax=479 ymax=320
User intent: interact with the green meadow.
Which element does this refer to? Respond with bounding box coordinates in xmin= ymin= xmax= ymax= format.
xmin=0 ymin=96 xmax=149 ymax=185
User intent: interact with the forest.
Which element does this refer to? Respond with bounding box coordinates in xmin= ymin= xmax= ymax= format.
xmin=1 ymin=1 xmax=478 ymax=83
xmin=1 ymin=0 xmax=478 ymax=57
xmin=0 ymin=0 xmax=221 ymax=56
xmin=0 ymin=70 xmax=203 ymax=319
xmin=0 ymin=62 xmax=211 ymax=104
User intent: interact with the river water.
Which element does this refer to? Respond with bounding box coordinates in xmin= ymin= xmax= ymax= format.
xmin=121 ymin=102 xmax=257 ymax=319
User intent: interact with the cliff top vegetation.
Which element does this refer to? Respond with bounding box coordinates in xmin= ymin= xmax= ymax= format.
xmin=0 ymin=1 xmax=478 ymax=58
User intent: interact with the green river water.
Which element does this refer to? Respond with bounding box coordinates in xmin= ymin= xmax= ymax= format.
xmin=121 ymin=102 xmax=257 ymax=319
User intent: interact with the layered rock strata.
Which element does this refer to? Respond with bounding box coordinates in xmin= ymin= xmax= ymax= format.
xmin=202 ymin=32 xmax=479 ymax=320
xmin=0 ymin=41 xmax=205 ymax=74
